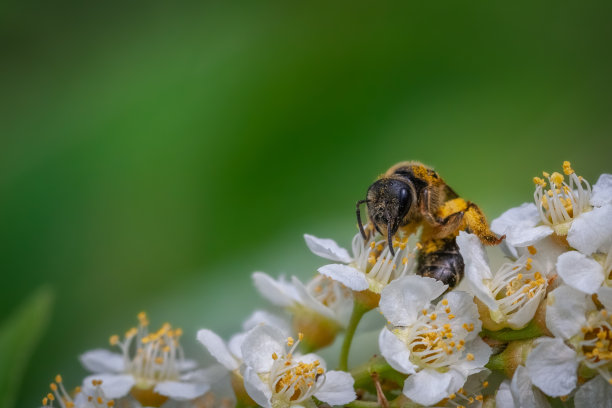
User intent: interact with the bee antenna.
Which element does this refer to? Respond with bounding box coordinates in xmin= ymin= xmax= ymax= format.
xmin=356 ymin=199 xmax=368 ymax=240
xmin=387 ymin=220 xmax=396 ymax=257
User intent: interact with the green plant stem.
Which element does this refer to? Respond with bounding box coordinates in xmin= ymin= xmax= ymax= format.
xmin=346 ymin=401 xmax=380 ymax=408
xmin=485 ymin=352 xmax=505 ymax=371
xmin=351 ymin=355 xmax=406 ymax=389
xmin=481 ymin=320 xmax=543 ymax=342
xmin=339 ymin=301 xmax=370 ymax=371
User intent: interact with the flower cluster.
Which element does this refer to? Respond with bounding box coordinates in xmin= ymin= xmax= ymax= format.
xmin=38 ymin=161 xmax=611 ymax=408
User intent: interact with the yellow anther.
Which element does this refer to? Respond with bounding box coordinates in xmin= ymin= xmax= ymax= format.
xmin=543 ymin=171 xmax=550 ymax=178
xmin=98 ymin=397 xmax=104 ymax=404
xmin=533 ymin=177 xmax=546 ymax=187
xmin=469 ymin=397 xmax=475 ymax=403
xmin=609 ymin=378 xmax=612 ymax=385
xmin=441 ymin=299 xmax=448 ymax=306
xmin=109 ymin=335 xmax=119 ymax=346
xmin=272 ymin=352 xmax=278 ymax=360
xmin=107 ymin=401 xmax=115 ymax=407
xmin=48 ymin=393 xmax=55 ymax=401
xmin=298 ymin=333 xmax=304 ymax=341
xmin=525 ymin=258 xmax=533 ymax=270
xmin=50 ymin=383 xmax=58 ymax=391
xmin=563 ymin=161 xmax=574 ymax=175
xmin=43 ymin=397 xmax=48 ymax=405
xmin=422 ymin=309 xmax=428 ymax=315
xmin=54 ymin=374 xmax=62 ymax=383
xmin=402 ymin=257 xmax=408 ymax=265
xmin=155 ymin=357 xmax=164 ymax=364
xmin=551 ymin=172 xmax=564 ymax=186
xmin=88 ymin=396 xmax=93 ymax=402
xmin=449 ymin=393 xmax=456 ymax=399
xmin=476 ymin=394 xmax=484 ymax=401
xmin=430 ymin=313 xmax=437 ymax=320
xmin=560 ymin=395 xmax=569 ymax=402
xmin=370 ymin=242 xmax=376 ymax=249
xmin=66 ymin=402 xmax=75 ymax=408
xmin=75 ymin=386 xmax=81 ymax=393
xmin=466 ymin=353 xmax=475 ymax=361
xmin=448 ymin=314 xmax=455 ymax=319
xmin=287 ymin=337 xmax=294 ymax=346
xmin=317 ymin=367 xmax=324 ymax=374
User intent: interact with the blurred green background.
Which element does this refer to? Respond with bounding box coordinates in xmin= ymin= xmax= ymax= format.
xmin=2 ymin=1 xmax=611 ymax=406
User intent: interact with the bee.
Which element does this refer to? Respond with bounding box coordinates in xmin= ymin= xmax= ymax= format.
xmin=356 ymin=161 xmax=503 ymax=287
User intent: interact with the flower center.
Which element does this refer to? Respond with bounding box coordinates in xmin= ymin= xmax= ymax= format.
xmin=352 ymin=233 xmax=416 ymax=293
xmin=269 ymin=334 xmax=324 ymax=405
xmin=397 ymin=299 xmax=474 ymax=369
xmin=43 ymin=376 xmax=114 ymax=408
xmin=110 ymin=312 xmax=184 ymax=388
xmin=579 ymin=310 xmax=612 ymax=383
xmin=533 ymin=161 xmax=592 ymax=235
xmin=488 ymin=257 xmax=547 ymax=322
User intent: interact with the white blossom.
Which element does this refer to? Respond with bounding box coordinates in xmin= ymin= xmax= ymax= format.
xmin=495 ymin=365 xmax=550 ymax=408
xmin=378 ymin=275 xmax=491 ymax=406
xmin=306 ymin=232 xmax=416 ymax=294
xmin=457 ymin=232 xmax=548 ymax=329
xmin=79 ymin=313 xmax=211 ymax=404
xmin=240 ymin=325 xmax=356 ymax=408
xmin=491 ymin=163 xmax=612 ymax=256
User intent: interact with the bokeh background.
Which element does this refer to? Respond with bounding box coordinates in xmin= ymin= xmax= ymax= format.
xmin=2 ymin=1 xmax=611 ymax=406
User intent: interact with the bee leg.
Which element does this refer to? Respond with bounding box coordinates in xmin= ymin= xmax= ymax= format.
xmin=420 ymin=188 xmax=464 ymax=237
xmin=464 ymin=202 xmax=505 ymax=245
xmin=417 ymin=239 xmax=464 ymax=288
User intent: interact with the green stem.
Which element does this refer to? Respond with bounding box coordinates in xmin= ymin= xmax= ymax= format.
xmin=481 ymin=320 xmax=543 ymax=342
xmin=345 ymin=401 xmax=381 ymax=408
xmin=351 ymin=355 xmax=406 ymax=389
xmin=485 ymin=352 xmax=505 ymax=371
xmin=339 ymin=301 xmax=370 ymax=371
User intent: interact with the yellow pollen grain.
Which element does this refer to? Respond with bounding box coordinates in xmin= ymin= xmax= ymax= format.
xmin=542 ymin=171 xmax=550 ymax=178
xmin=272 ymin=352 xmax=278 ymax=360
xmin=551 ymin=172 xmax=564 ymax=186
xmin=563 ymin=161 xmax=574 ymax=175
xmin=47 ymin=393 xmax=55 ymax=401
xmin=298 ymin=333 xmax=304 ymax=341
xmin=466 ymin=353 xmax=474 ymax=361
xmin=598 ymin=331 xmax=607 ymax=340
xmin=50 ymin=383 xmax=58 ymax=391
xmin=430 ymin=313 xmax=437 ymax=320
xmin=98 ymin=397 xmax=104 ymax=404
xmin=43 ymin=397 xmax=48 ymax=405
xmin=445 ymin=307 xmax=451 ymax=314
xmin=109 ymin=335 xmax=119 ymax=346
xmin=533 ymin=177 xmax=546 ymax=187
xmin=449 ymin=393 xmax=456 ymax=399
xmin=526 ymin=258 xmax=533 ymax=270
xmin=483 ymin=381 xmax=489 ymax=388
xmin=448 ymin=314 xmax=455 ymax=319
xmin=287 ymin=337 xmax=294 ymax=346
xmin=476 ymin=395 xmax=483 ymax=401
xmin=402 ymin=257 xmax=408 ymax=265
xmin=469 ymin=397 xmax=475 ymax=403
xmin=422 ymin=309 xmax=428 ymax=315
xmin=370 ymin=242 xmax=376 ymax=249
xmin=55 ymin=374 xmax=62 ymax=383
xmin=527 ymin=245 xmax=537 ymax=255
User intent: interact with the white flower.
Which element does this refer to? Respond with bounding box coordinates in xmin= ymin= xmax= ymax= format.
xmin=457 ymin=232 xmax=548 ymax=329
xmin=42 ymin=375 xmax=127 ymax=408
xmin=495 ymin=365 xmax=550 ymax=408
xmin=240 ymin=325 xmax=356 ymax=408
xmin=80 ymin=313 xmax=211 ymax=405
xmin=252 ymin=272 xmax=353 ymax=328
xmin=378 ymin=275 xmax=491 ymax=406
xmin=197 ymin=310 xmax=290 ymax=373
xmin=305 ymin=232 xmax=416 ymax=294
xmin=527 ymin=284 xmax=612 ymax=397
xmin=491 ymin=163 xmax=612 ymax=256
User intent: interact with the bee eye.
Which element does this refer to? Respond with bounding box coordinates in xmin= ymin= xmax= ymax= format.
xmin=398 ymin=188 xmax=410 ymax=216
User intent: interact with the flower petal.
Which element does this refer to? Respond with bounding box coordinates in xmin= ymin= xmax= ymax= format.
xmin=242 ymin=310 xmax=290 ymax=335
xmin=506 ymin=289 xmax=544 ymax=330
xmin=510 ymin=365 xmax=551 ymax=408
xmin=155 ymin=380 xmax=210 ymax=400
xmin=590 ymin=173 xmax=612 ymax=207
xmin=82 ymin=373 xmax=135 ymax=399
xmin=378 ymin=327 xmax=416 ymax=375
xmin=180 ymin=365 xmax=228 ymax=383
xmin=227 ymin=332 xmax=247 ymax=361
xmin=243 ymin=366 xmax=272 ymax=408
xmin=495 ymin=380 xmax=515 ymax=408
xmin=575 ymin=375 xmax=612 ymax=408
xmin=240 ymin=325 xmax=285 ymax=373
xmin=379 ymin=275 xmax=447 ymax=326
xmin=568 ymin=205 xmax=612 ymax=255
xmin=197 ymin=329 xmax=240 ymax=371
xmin=317 ymin=264 xmax=369 ymax=291
xmin=315 ymin=370 xmax=356 ymax=405
xmin=457 ymin=232 xmax=497 ymax=311
xmin=525 ymin=337 xmax=578 ymax=397
xmin=402 ymin=368 xmax=456 ymax=406
xmin=597 ymin=286 xmax=612 ymax=311
xmin=491 ymin=203 xmax=553 ymax=247
xmin=252 ymin=272 xmax=299 ymax=307
xmin=556 ymin=251 xmax=604 ymax=294
xmin=457 ymin=337 xmax=491 ymax=374
xmin=291 ymin=275 xmax=337 ymax=320
xmin=79 ymin=349 xmax=125 ymax=373
xmin=304 ymin=234 xmax=353 ymax=263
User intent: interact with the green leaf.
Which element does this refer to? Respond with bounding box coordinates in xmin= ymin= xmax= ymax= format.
xmin=0 ymin=287 xmax=54 ymax=408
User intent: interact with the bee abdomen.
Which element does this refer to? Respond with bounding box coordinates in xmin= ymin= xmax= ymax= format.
xmin=417 ymin=239 xmax=464 ymax=288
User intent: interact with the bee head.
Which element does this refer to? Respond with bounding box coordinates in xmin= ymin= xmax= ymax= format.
xmin=356 ymin=179 xmax=413 ymax=256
